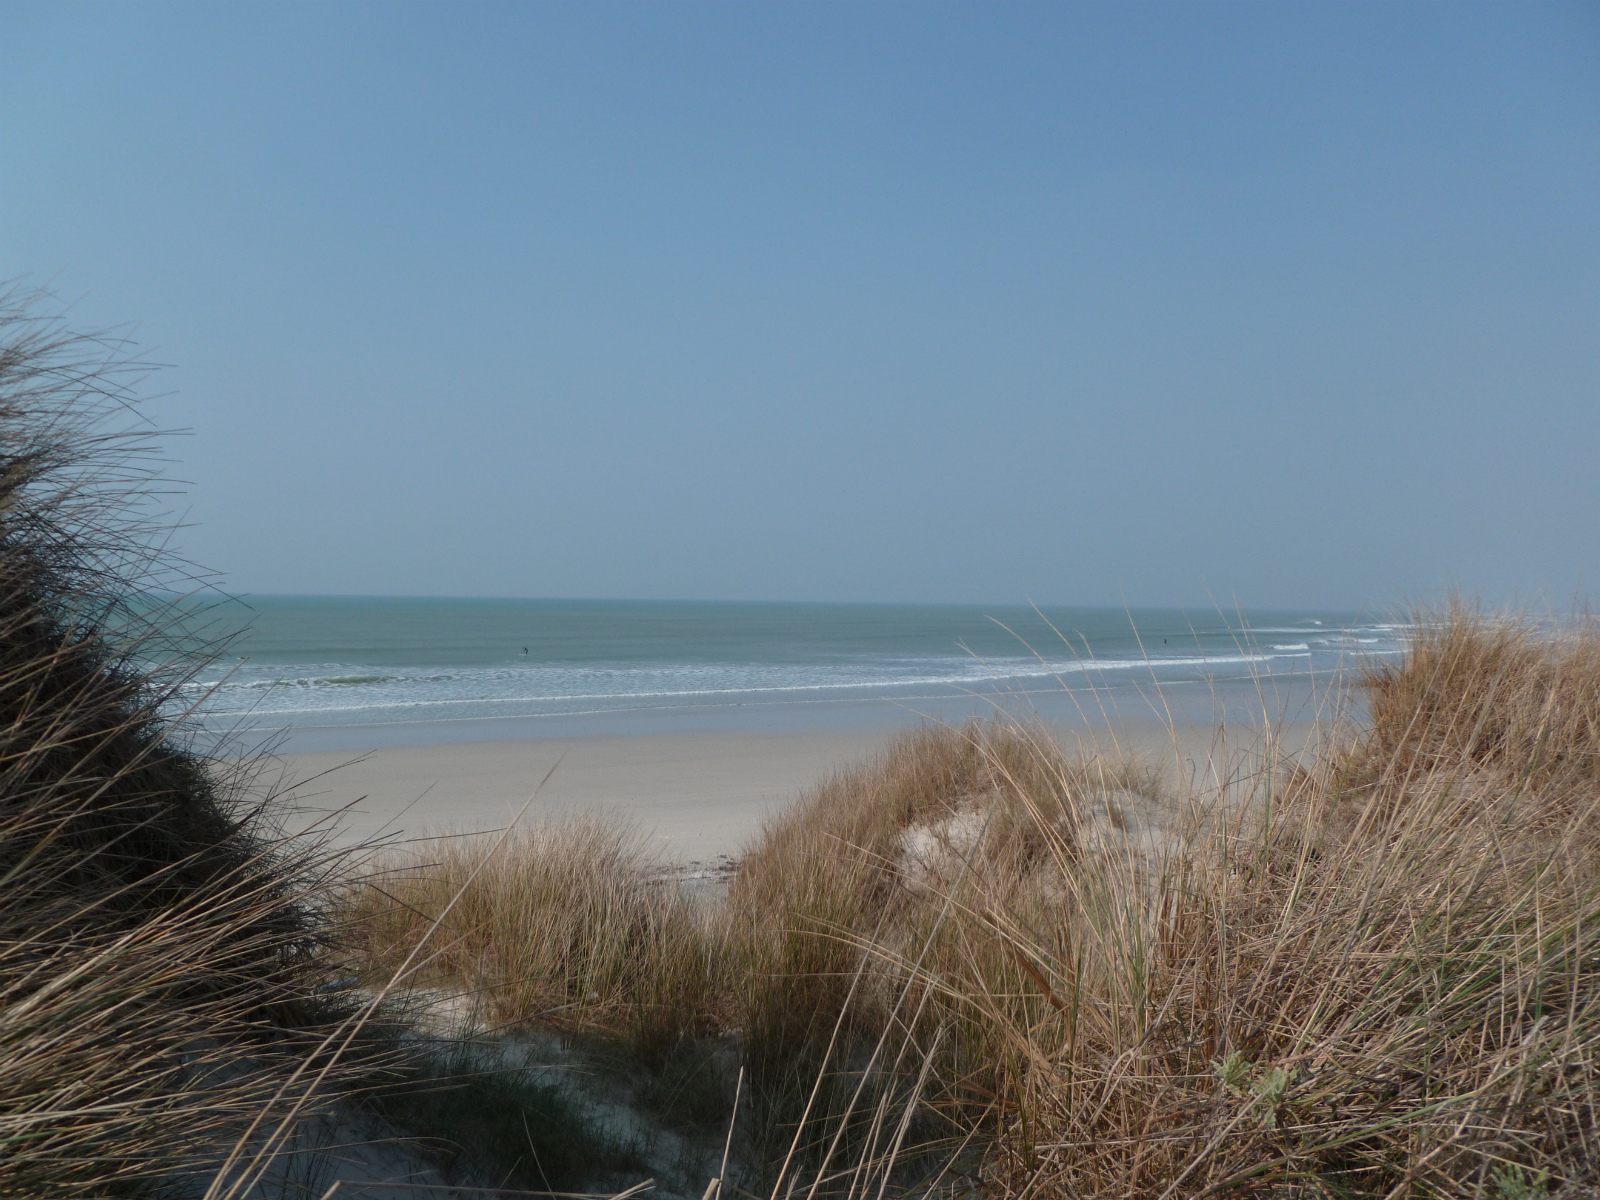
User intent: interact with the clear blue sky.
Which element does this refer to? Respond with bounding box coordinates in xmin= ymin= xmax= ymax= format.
xmin=3 ymin=2 xmax=1595 ymax=608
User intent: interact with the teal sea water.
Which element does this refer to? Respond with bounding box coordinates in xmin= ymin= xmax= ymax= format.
xmin=180 ymin=598 xmax=1401 ymax=751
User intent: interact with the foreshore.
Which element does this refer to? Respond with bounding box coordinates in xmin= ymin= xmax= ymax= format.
xmin=257 ymin=713 xmax=1332 ymax=861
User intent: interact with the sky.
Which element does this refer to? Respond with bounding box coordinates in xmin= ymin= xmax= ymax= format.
xmin=1 ymin=2 xmax=1595 ymax=609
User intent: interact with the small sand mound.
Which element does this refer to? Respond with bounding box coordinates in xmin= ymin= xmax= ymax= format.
xmin=897 ymin=803 xmax=990 ymax=893
xmin=896 ymin=782 xmax=1188 ymax=897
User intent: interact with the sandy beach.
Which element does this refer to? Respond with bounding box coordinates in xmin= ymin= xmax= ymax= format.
xmin=266 ymin=729 xmax=890 ymax=860
xmin=257 ymin=717 xmax=1325 ymax=862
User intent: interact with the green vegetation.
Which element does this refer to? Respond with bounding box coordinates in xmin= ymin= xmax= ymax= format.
xmin=358 ymin=1039 xmax=649 ymax=1190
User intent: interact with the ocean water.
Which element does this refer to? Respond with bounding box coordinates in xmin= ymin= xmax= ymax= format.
xmin=176 ymin=598 xmax=1404 ymax=750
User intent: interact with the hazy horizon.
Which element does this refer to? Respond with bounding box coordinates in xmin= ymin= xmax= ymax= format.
xmin=221 ymin=592 xmax=1368 ymax=611
xmin=4 ymin=2 xmax=1596 ymax=610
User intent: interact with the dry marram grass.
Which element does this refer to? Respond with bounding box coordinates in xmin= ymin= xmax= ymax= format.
xmin=345 ymin=608 xmax=1600 ymax=1197
xmin=12 ymin=288 xmax=1593 ymax=1198
xmin=343 ymin=815 xmax=723 ymax=1060
xmin=0 ymin=290 xmax=369 ymax=1196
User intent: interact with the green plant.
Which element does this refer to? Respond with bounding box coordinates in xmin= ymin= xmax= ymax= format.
xmin=1491 ymin=1163 xmax=1552 ymax=1200
xmin=361 ymin=1045 xmax=646 ymax=1189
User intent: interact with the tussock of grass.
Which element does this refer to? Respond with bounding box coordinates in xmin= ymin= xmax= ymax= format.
xmin=343 ymin=816 xmax=724 ymax=1061
xmin=1361 ymin=597 xmax=1600 ymax=794
xmin=727 ymin=723 xmax=1150 ymax=1168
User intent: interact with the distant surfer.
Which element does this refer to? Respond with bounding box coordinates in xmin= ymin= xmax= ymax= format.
xmin=521 ymin=647 xmax=528 ymax=655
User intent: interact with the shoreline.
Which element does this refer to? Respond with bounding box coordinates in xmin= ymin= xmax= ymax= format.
xmin=210 ymin=668 xmax=1348 ymax=754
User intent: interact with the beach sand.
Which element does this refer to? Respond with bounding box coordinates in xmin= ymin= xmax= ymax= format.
xmin=264 ymin=730 xmax=886 ymax=861
xmin=258 ymin=718 xmax=1328 ymax=862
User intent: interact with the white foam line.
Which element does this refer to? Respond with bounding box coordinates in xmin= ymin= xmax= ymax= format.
xmin=190 ymin=653 xmax=1324 ymax=719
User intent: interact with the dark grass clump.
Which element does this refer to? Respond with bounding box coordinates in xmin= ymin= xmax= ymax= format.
xmin=359 ymin=1044 xmax=650 ymax=1191
xmin=0 ymin=290 xmax=358 ymax=1196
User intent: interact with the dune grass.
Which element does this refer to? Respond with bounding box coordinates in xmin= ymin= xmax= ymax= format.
xmin=0 ymin=291 xmax=398 ymax=1197
xmin=343 ymin=815 xmax=724 ymax=1063
xmin=8 ymin=286 xmax=1596 ymax=1199
xmin=342 ymin=605 xmax=1600 ymax=1197
xmin=0 ymin=292 xmax=694 ymax=1197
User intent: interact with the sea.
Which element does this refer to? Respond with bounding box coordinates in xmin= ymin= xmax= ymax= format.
xmin=173 ymin=598 xmax=1406 ymax=754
